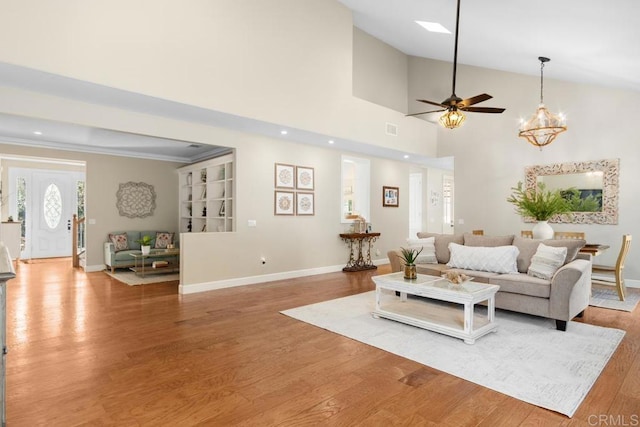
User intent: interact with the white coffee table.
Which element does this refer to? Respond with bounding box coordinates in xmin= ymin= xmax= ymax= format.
xmin=372 ymin=272 xmax=499 ymax=344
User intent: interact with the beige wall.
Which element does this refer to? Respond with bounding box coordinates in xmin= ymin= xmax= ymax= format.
xmin=0 ymin=0 xmax=436 ymax=157
xmin=352 ymin=28 xmax=408 ymax=113
xmin=0 ymin=143 xmax=180 ymax=267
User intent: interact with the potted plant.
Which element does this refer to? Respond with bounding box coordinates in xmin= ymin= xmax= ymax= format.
xmin=136 ymin=235 xmax=154 ymax=255
xmin=399 ymin=247 xmax=423 ymax=280
xmin=507 ymin=181 xmax=571 ymax=239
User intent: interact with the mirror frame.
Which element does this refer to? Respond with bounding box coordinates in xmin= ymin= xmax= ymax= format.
xmin=524 ymin=158 xmax=619 ymax=224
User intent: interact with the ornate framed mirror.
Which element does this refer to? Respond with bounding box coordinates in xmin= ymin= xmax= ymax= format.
xmin=524 ymin=158 xmax=619 ymax=224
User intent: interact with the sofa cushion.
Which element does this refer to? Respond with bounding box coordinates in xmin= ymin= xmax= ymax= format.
xmin=463 ymin=233 xmax=515 ymax=247
xmin=155 ymin=232 xmax=175 ymax=249
xmin=406 ymin=237 xmax=437 ymax=264
xmin=489 ymin=273 xmax=551 ymax=298
xmin=527 ymin=243 xmax=567 ymax=280
xmin=447 ymin=243 xmax=519 ymax=274
xmin=513 ymin=236 xmax=585 ymax=273
xmin=108 ymin=233 xmax=129 ymax=252
xmin=416 ymin=232 xmax=464 ymax=263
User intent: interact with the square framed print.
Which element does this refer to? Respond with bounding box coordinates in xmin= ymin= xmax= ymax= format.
xmin=383 ymin=186 xmax=399 ymax=207
xmin=296 ymin=166 xmax=315 ymax=190
xmin=275 ymin=163 xmax=295 ymax=189
xmin=274 ymin=191 xmax=295 ymax=215
xmin=296 ymin=192 xmax=315 ymax=215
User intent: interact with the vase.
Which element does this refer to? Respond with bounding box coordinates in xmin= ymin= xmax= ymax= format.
xmin=404 ymin=264 xmax=417 ymax=280
xmin=532 ymin=220 xmax=554 ymax=239
xmin=141 ymin=245 xmax=151 ymax=255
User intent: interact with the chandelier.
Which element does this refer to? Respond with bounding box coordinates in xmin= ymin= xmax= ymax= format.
xmin=518 ymin=57 xmax=567 ymax=149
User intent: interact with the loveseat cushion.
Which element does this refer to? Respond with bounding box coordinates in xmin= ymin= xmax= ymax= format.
xmin=155 ymin=232 xmax=175 ymax=249
xmin=447 ymin=243 xmax=519 ymax=274
xmin=407 ymin=237 xmax=437 ymax=264
xmin=513 ymin=236 xmax=586 ymax=273
xmin=416 ymin=232 xmax=464 ymax=263
xmin=489 ymin=273 xmax=551 ymax=298
xmin=463 ymin=233 xmax=514 ymax=247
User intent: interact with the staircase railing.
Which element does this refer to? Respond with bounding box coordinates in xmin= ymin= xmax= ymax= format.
xmin=72 ymin=214 xmax=86 ymax=268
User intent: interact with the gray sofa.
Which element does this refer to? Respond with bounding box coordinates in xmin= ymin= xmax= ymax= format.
xmin=104 ymin=230 xmax=178 ymax=272
xmin=387 ymin=232 xmax=592 ymax=331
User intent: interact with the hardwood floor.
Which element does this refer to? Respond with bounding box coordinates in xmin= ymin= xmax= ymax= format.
xmin=5 ymin=259 xmax=640 ymax=426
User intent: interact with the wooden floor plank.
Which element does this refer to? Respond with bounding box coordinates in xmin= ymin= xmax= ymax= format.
xmin=4 ymin=259 xmax=640 ymax=426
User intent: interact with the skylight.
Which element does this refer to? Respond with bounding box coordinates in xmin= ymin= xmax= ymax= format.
xmin=415 ymin=21 xmax=451 ymax=34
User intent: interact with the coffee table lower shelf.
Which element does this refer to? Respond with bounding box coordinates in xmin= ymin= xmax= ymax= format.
xmin=373 ymin=297 xmax=496 ymax=344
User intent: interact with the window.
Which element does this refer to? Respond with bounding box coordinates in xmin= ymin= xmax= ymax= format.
xmin=43 ymin=183 xmax=62 ymax=229
xmin=341 ymin=155 xmax=370 ymax=222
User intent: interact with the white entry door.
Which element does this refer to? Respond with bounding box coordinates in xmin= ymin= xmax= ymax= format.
xmin=30 ymin=171 xmax=77 ymax=258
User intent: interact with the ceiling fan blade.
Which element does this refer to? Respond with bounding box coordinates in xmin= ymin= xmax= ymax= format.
xmin=417 ymin=99 xmax=447 ymax=108
xmin=457 ymin=93 xmax=492 ymax=108
xmin=463 ymin=106 xmax=506 ymax=114
xmin=406 ymin=109 xmax=446 ymax=117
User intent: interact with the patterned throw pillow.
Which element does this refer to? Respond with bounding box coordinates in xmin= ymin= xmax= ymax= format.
xmin=528 ymin=243 xmax=567 ymax=280
xmin=406 ymin=237 xmax=438 ymax=264
xmin=108 ymin=233 xmax=129 ymax=252
xmin=447 ymin=243 xmax=519 ymax=274
xmin=155 ymin=232 xmax=174 ymax=249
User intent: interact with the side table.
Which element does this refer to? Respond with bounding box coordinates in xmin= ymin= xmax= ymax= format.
xmin=339 ymin=232 xmax=380 ymax=272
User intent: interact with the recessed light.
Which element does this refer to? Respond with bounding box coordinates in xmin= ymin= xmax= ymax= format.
xmin=403 ymin=154 xmax=410 ymax=159
xmin=328 ymin=140 xmax=335 ymax=144
xmin=280 ymin=130 xmax=288 ymax=135
xmin=33 ymin=131 xmax=43 ymax=135
xmin=415 ymin=21 xmax=451 ymax=34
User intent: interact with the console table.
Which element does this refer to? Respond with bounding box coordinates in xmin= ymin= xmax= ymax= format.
xmin=339 ymin=232 xmax=380 ymax=272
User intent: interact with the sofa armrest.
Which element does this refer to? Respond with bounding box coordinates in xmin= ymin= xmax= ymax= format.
xmin=387 ymin=250 xmax=403 ymax=273
xmin=549 ymin=258 xmax=592 ymax=320
xmin=104 ymin=242 xmax=116 ymax=268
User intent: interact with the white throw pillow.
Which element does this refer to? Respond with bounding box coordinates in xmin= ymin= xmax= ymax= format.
xmin=447 ymin=243 xmax=519 ymax=274
xmin=528 ymin=243 xmax=568 ymax=280
xmin=406 ymin=237 xmax=437 ymax=264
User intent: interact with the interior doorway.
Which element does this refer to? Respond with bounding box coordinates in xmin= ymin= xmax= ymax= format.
xmin=443 ymin=174 xmax=454 ymax=235
xmin=409 ymin=173 xmax=423 ymax=239
xmin=3 ymin=157 xmax=86 ymax=260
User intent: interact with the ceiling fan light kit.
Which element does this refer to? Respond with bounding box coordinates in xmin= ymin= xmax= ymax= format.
xmin=408 ymin=0 xmax=505 ymax=129
xmin=519 ymin=57 xmax=567 ymax=149
xmin=439 ymin=109 xmax=466 ymax=129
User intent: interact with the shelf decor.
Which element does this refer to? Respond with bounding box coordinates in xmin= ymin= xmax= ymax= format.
xmin=116 ymin=182 xmax=156 ymax=218
xmin=275 ymin=163 xmax=295 ymax=189
xmin=296 ymin=166 xmax=314 ymax=190
xmin=296 ymin=192 xmax=314 ymax=215
xmin=274 ymin=191 xmax=295 ymax=215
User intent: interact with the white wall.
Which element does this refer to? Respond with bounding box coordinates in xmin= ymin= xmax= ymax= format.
xmin=408 ymin=56 xmax=640 ymax=278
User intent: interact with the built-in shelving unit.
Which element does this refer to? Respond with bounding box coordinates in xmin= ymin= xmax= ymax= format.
xmin=177 ymin=153 xmax=234 ymax=233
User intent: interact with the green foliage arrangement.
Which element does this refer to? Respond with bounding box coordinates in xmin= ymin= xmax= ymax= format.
xmin=136 ymin=235 xmax=154 ymax=246
xmin=562 ymin=189 xmax=602 ymax=212
xmin=399 ymin=247 xmax=423 ymax=266
xmin=507 ymin=182 xmax=571 ymax=221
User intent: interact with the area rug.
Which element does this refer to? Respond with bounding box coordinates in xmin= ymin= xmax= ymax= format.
xmin=104 ymin=270 xmax=179 ymax=286
xmin=590 ymin=287 xmax=640 ymax=312
xmin=281 ymin=291 xmax=625 ymax=417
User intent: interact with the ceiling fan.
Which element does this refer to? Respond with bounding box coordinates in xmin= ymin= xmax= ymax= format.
xmin=408 ymin=0 xmax=505 ymax=128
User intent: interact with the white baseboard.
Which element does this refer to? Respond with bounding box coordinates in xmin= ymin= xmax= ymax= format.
xmin=179 ymin=258 xmax=389 ymax=295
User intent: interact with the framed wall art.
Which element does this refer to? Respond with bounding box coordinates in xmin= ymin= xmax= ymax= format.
xmin=116 ymin=181 xmax=156 ymax=218
xmin=382 ymin=186 xmax=399 ymax=207
xmin=274 ymin=191 xmax=295 ymax=215
xmin=296 ymin=166 xmax=315 ymax=190
xmin=275 ymin=163 xmax=295 ymax=189
xmin=296 ymin=192 xmax=315 ymax=215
